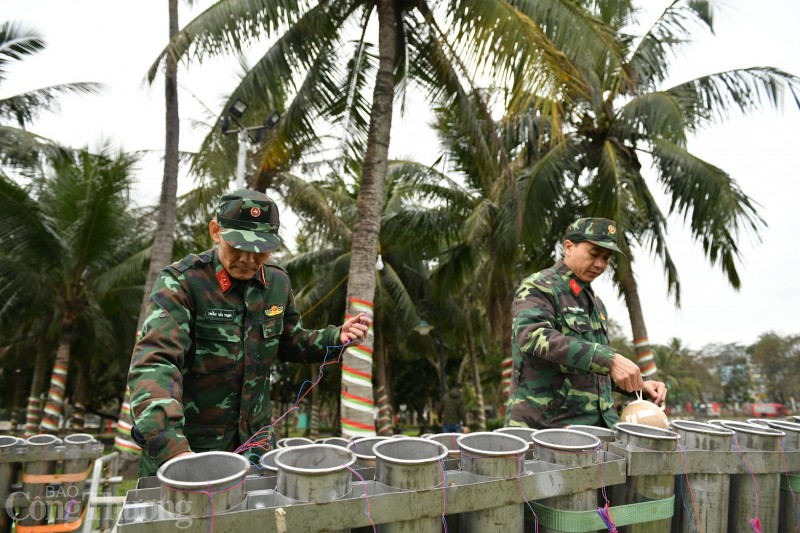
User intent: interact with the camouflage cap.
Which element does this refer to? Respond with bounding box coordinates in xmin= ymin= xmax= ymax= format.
xmin=216 ymin=189 xmax=280 ymax=253
xmin=564 ymin=217 xmax=622 ymax=254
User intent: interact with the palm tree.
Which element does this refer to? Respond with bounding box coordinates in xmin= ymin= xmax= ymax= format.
xmin=147 ymin=0 xmax=623 ymax=436
xmin=514 ymin=0 xmax=800 ymax=376
xmin=119 ymin=0 xmax=184 ymax=460
xmin=137 ymin=0 xmax=182 ymax=331
xmin=0 ymin=21 xmax=101 ymax=166
xmin=0 ymin=146 xmax=150 ymax=432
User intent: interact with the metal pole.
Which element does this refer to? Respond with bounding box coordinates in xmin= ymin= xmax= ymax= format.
xmin=236 ymin=128 xmax=248 ymax=188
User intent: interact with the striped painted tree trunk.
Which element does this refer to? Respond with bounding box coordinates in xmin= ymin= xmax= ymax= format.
xmin=40 ymin=314 xmax=77 ymax=433
xmin=341 ymin=299 xmax=376 ymax=438
xmin=374 ymin=324 xmax=392 ymax=435
xmin=39 ymin=360 xmax=67 ymax=433
xmin=375 ymin=386 xmax=392 ymax=435
xmin=114 ymin=385 xmax=141 ymax=454
xmin=339 ymin=0 xmax=396 ymax=440
xmin=24 ymin=340 xmax=51 ymax=436
xmin=622 ymin=269 xmax=658 ymax=377
xmin=23 ymin=396 xmax=43 ymax=437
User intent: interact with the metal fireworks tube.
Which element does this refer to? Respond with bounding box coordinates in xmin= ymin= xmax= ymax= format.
xmin=457 ymin=431 xmax=530 ymax=533
xmin=372 ymin=437 xmax=448 ymax=533
xmin=614 ymin=423 xmax=680 ymax=533
xmin=670 ymin=420 xmax=735 ymax=533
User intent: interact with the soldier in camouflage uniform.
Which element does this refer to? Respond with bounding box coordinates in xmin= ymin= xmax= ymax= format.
xmin=504 ymin=218 xmax=666 ymax=429
xmin=128 ymin=189 xmax=371 ymax=477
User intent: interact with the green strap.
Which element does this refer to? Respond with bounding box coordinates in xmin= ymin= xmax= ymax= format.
xmin=781 ymin=474 xmax=800 ymax=492
xmin=525 ymin=496 xmax=675 ymax=533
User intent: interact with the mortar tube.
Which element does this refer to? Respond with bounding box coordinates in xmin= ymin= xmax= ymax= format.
xmin=257 ymin=448 xmax=281 ymax=477
xmin=423 ymin=433 xmax=462 ymax=460
xmin=346 ymin=436 xmax=389 ymax=469
xmin=458 ymin=431 xmax=529 ymax=533
xmin=765 ymin=420 xmax=800 ymax=532
xmin=567 ymin=425 xmax=617 ymax=450
xmin=276 ymin=437 xmax=314 ymax=448
xmin=669 ymin=420 xmax=734 ymax=533
xmin=615 ymin=423 xmax=680 ymax=533
xmin=21 ymin=434 xmax=63 ymax=526
xmin=58 ymin=433 xmax=97 ymax=524
xmin=721 ymin=420 xmax=785 ymax=533
xmin=0 ymin=436 xmax=22 ymax=533
xmin=275 ymin=444 xmax=356 ymax=506
xmin=530 ymin=429 xmax=602 ymax=533
xmin=157 ymin=451 xmax=250 ymax=519
xmin=373 ymin=437 xmax=448 ymax=533
xmin=320 ymin=437 xmax=351 ymax=448
xmin=494 ymin=427 xmax=538 ymax=459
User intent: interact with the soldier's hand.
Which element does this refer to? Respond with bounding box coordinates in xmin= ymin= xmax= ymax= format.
xmin=642 ymin=380 xmax=667 ymax=406
xmin=340 ymin=313 xmax=372 ymax=345
xmin=609 ymin=354 xmax=644 ymax=392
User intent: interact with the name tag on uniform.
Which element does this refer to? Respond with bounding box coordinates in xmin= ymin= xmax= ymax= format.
xmin=204 ymin=308 xmax=236 ymax=321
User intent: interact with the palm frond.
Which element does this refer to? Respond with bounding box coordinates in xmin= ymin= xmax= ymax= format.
xmin=147 ymin=0 xmax=312 ymax=82
xmin=0 ymin=83 xmax=104 ymax=128
xmin=0 ymin=175 xmax=65 ymax=265
xmin=665 ymin=67 xmax=800 ymax=130
xmin=517 ymin=137 xmax=577 ymax=245
xmin=629 ymin=0 xmax=714 ymax=89
xmin=0 ymin=21 xmax=45 ymax=82
xmin=615 ymin=90 xmax=687 ymax=145
xmin=650 ymin=138 xmax=764 ymax=289
xmin=376 ymin=262 xmax=420 ymax=330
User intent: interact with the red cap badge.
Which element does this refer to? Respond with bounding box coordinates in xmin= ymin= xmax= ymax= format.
xmin=250 ymin=207 xmax=262 ymax=218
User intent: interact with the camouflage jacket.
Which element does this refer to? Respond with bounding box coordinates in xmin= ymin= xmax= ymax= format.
xmin=504 ymin=260 xmax=619 ymax=429
xmin=128 ymin=249 xmax=340 ymax=471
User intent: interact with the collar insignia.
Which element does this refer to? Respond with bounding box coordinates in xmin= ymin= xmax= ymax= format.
xmin=216 ymin=269 xmax=232 ymax=293
xmin=569 ymin=278 xmax=581 ymax=295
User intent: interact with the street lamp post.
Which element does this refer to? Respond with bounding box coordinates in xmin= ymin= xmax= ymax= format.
xmin=220 ymin=99 xmax=280 ymax=188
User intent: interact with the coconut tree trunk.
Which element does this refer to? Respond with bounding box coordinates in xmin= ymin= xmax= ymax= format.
xmin=466 ymin=313 xmax=486 ymax=431
xmin=39 ymin=314 xmax=76 ymax=433
xmin=24 ymin=339 xmax=50 ymax=436
xmin=137 ymin=0 xmax=180 ymax=331
xmin=120 ymin=0 xmax=181 ymax=459
xmin=340 ymin=0 xmax=397 ymax=439
xmin=621 ymin=269 xmax=658 ymax=376
xmin=67 ymin=362 xmax=88 ymax=429
xmin=373 ymin=326 xmax=393 ymax=435
xmin=11 ymin=366 xmax=27 ymax=435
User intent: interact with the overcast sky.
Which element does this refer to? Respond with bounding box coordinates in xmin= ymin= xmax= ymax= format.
xmin=3 ymin=1 xmax=799 ymax=350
